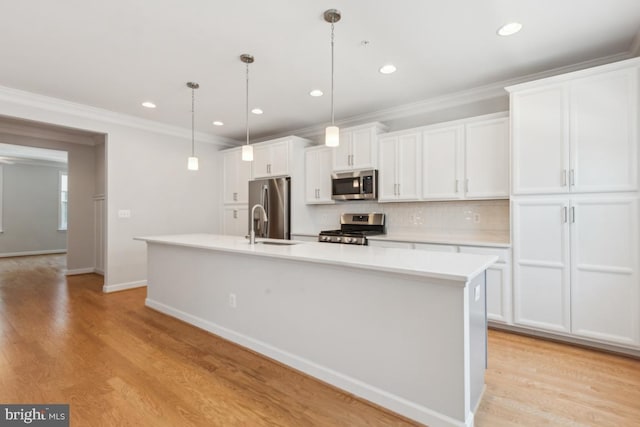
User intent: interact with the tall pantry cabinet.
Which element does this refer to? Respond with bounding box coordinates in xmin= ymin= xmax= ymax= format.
xmin=508 ymin=58 xmax=640 ymax=349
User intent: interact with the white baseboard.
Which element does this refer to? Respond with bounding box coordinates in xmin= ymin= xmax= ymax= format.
xmin=94 ymin=268 xmax=104 ymax=276
xmin=145 ymin=298 xmax=466 ymax=427
xmin=103 ymin=280 xmax=146 ymax=293
xmin=0 ymin=249 xmax=66 ymax=258
xmin=65 ymin=267 xmax=96 ymax=276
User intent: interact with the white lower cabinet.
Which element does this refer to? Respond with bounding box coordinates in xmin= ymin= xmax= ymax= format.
xmin=513 ymin=195 xmax=639 ymax=347
xmin=459 ymin=246 xmax=512 ymax=324
xmin=371 ymin=240 xmax=512 ymax=323
xmin=223 ymin=206 xmax=248 ymax=237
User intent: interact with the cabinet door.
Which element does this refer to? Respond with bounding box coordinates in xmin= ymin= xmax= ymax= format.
xmin=223 ymin=206 xmax=248 ymax=237
xmin=223 ymin=149 xmax=240 ymax=203
xmin=570 ymin=196 xmax=639 ymax=345
xmin=378 ymin=136 xmax=398 ymax=201
xmin=351 ymin=128 xmax=376 ymax=169
xmin=305 ymin=147 xmax=334 ymax=204
xmin=511 ymin=86 xmax=570 ymax=194
xmin=252 ymin=145 xmax=271 ymax=178
xmin=570 ymin=69 xmax=638 ymax=193
xmin=223 ymin=148 xmax=251 ymax=204
xmin=269 ymin=141 xmax=289 ymax=177
xmin=512 ymin=198 xmax=571 ymax=332
xmin=396 ymin=133 xmax=421 ymax=201
xmin=459 ymin=246 xmax=512 ymax=324
xmin=333 ymin=131 xmax=352 ymax=171
xmin=422 ymin=125 xmax=463 ymax=200
xmin=305 ymin=149 xmax=320 ymax=203
xmin=465 ymin=118 xmax=509 ymax=198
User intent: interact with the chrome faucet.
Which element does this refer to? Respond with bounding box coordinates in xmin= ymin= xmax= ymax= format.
xmin=249 ymin=204 xmax=268 ymax=244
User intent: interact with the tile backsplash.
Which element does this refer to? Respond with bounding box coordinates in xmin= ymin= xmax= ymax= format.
xmin=306 ymin=199 xmax=509 ymax=234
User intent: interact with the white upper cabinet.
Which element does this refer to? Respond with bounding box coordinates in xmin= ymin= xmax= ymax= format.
xmin=510 ymin=64 xmax=638 ymax=195
xmin=378 ymin=132 xmax=421 ymax=202
xmin=253 ymin=139 xmax=290 ymax=178
xmin=422 ymin=125 xmax=463 ymax=200
xmin=464 ymin=117 xmax=510 ymax=198
xmin=421 ymin=115 xmax=509 ymax=201
xmin=570 ymin=70 xmax=638 ymax=193
xmin=222 ymin=147 xmax=252 ymax=204
xmin=332 ymin=123 xmax=386 ymax=171
xmin=305 ymin=145 xmax=334 ymax=204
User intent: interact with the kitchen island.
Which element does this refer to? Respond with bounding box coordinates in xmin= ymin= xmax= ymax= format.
xmin=136 ymin=234 xmax=497 ymax=427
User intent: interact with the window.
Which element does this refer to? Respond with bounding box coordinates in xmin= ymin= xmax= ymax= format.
xmin=59 ymin=171 xmax=68 ymax=231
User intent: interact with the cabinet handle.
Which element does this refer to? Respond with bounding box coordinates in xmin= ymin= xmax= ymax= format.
xmin=316 ymin=189 xmax=319 ymax=199
xmin=570 ymin=169 xmax=575 ymax=186
xmin=397 ymin=183 xmax=400 ymax=196
xmin=465 ymin=179 xmax=469 ymax=193
xmin=233 ymin=192 xmax=238 ymax=201
xmin=562 ymin=170 xmax=567 ymax=186
xmin=563 ymin=206 xmax=568 ymax=223
xmin=571 ymin=206 xmax=575 ymax=223
xmin=233 ymin=209 xmax=238 ymax=219
xmin=455 ymin=179 xmax=459 ymax=193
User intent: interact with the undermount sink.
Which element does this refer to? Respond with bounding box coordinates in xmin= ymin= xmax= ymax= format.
xmin=257 ymin=240 xmax=299 ymax=246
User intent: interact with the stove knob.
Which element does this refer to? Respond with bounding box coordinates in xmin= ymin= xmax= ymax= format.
xmin=344 ymin=237 xmax=353 ymax=244
xmin=321 ymin=235 xmax=330 ymax=242
xmin=335 ymin=237 xmax=342 ymax=242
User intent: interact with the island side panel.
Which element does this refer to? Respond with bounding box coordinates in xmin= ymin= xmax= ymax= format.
xmin=145 ymin=242 xmax=474 ymax=426
xmin=467 ymin=272 xmax=487 ymax=417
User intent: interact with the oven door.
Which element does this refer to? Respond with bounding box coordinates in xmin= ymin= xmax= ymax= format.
xmin=331 ymin=170 xmax=377 ymax=200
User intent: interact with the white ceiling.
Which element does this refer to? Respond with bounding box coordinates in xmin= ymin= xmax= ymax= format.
xmin=0 ymin=0 xmax=639 ymax=143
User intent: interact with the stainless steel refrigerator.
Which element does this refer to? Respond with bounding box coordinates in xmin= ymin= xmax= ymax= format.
xmin=248 ymin=176 xmax=291 ymax=240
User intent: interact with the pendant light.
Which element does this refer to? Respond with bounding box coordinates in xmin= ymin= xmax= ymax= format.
xmin=241 ymin=54 xmax=254 ymax=162
xmin=324 ymin=9 xmax=341 ymax=147
xmin=186 ymin=81 xmax=200 ymax=170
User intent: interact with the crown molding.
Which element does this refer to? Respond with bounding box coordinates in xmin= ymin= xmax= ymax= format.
xmin=0 ymin=85 xmax=237 ymax=147
xmin=255 ymin=51 xmax=635 ymax=142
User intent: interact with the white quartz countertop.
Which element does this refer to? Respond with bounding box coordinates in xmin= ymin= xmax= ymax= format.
xmin=135 ymin=234 xmax=497 ymax=284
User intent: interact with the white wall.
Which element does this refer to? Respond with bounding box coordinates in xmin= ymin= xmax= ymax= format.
xmin=0 ymin=86 xmax=226 ymax=291
xmin=0 ymin=162 xmax=68 ymax=255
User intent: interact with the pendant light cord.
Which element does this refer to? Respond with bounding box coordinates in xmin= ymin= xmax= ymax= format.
xmin=191 ymin=86 xmax=195 ymax=157
xmin=246 ymin=62 xmax=250 ymax=146
xmin=330 ymin=21 xmax=335 ymax=126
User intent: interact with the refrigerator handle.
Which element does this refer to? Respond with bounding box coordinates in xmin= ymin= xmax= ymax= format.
xmin=261 ymin=184 xmax=269 ymax=238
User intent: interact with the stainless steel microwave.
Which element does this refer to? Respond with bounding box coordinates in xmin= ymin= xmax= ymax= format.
xmin=331 ymin=169 xmax=378 ymax=201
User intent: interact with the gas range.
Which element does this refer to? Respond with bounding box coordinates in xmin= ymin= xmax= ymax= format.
xmin=318 ymin=213 xmax=385 ymax=245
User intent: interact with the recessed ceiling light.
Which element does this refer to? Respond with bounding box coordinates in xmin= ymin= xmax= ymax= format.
xmin=310 ymin=89 xmax=323 ymax=97
xmin=379 ymin=64 xmax=397 ymax=74
xmin=141 ymin=101 xmax=156 ymax=109
xmin=497 ymin=22 xmax=522 ymax=36
xmin=251 ymin=108 xmax=263 ymax=115
xmin=212 ymin=121 xmax=224 ymax=126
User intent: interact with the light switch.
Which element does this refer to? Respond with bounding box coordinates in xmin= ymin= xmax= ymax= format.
xmin=118 ymin=209 xmax=131 ymax=219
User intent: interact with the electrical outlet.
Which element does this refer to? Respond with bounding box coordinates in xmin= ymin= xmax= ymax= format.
xmin=118 ymin=209 xmax=131 ymax=219
xmin=228 ymin=293 xmax=237 ymax=308
xmin=473 ymin=213 xmax=480 ymax=223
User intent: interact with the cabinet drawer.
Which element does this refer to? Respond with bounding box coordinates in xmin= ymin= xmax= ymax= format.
xmin=413 ymin=243 xmax=458 ymax=253
xmin=459 ymin=246 xmax=510 ymax=264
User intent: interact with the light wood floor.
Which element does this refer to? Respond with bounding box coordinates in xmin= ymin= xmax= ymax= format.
xmin=1 ymin=255 xmax=639 ymax=426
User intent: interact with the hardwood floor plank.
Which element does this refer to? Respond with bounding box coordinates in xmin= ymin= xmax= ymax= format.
xmin=1 ymin=254 xmax=639 ymax=426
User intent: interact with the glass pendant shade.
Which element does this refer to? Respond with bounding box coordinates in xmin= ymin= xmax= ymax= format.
xmin=242 ymin=144 xmax=253 ymax=161
xmin=187 ymin=156 xmax=199 ymax=171
xmin=325 ymin=125 xmax=340 ymax=147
